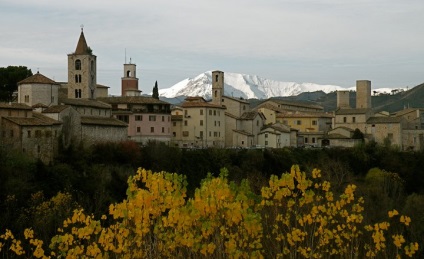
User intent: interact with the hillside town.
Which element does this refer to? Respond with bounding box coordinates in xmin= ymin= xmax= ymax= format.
xmin=1 ymin=29 xmax=424 ymax=163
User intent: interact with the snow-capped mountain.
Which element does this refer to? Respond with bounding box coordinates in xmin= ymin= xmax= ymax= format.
xmin=159 ymin=71 xmax=348 ymax=99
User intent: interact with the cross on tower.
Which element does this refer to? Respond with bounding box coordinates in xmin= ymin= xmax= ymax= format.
xmin=80 ymin=24 xmax=84 ymax=32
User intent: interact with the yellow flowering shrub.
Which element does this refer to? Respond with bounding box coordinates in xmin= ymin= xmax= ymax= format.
xmin=0 ymin=166 xmax=420 ymax=258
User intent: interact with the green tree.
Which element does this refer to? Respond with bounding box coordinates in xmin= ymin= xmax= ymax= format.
xmin=152 ymin=80 xmax=159 ymax=99
xmin=0 ymin=66 xmax=33 ymax=102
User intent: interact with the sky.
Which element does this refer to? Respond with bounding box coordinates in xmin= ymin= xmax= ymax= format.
xmin=1 ymin=0 xmax=423 ymax=96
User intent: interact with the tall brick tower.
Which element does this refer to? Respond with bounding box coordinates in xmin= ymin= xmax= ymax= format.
xmin=121 ymin=61 xmax=140 ymax=96
xmin=67 ymin=27 xmax=97 ymax=99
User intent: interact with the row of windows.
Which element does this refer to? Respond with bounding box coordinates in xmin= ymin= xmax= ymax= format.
xmin=183 ymin=120 xmax=221 ymax=127
xmin=185 ymin=110 xmax=221 ymax=116
xmin=75 ymin=74 xmax=82 ymax=83
xmin=136 ymin=127 xmax=169 ymax=133
xmin=180 ymin=131 xmax=221 ymax=138
xmin=343 ymin=117 xmax=356 ymax=123
xmin=293 ymin=120 xmax=317 ymax=126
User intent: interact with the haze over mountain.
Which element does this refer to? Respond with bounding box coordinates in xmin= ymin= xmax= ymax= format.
xmin=158 ymin=71 xmax=348 ymax=100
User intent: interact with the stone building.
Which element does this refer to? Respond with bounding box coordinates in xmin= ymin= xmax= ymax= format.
xmin=17 ymin=72 xmax=60 ymax=107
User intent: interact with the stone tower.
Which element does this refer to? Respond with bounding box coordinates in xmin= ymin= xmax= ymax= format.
xmin=121 ymin=61 xmax=140 ymax=96
xmin=67 ymin=28 xmax=97 ymax=99
xmin=336 ymin=90 xmax=350 ymax=109
xmin=211 ymin=70 xmax=224 ymax=106
xmin=356 ymin=80 xmax=371 ymax=109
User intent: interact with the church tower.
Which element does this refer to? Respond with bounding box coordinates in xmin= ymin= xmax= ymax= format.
xmin=67 ymin=28 xmax=97 ymax=99
xmin=121 ymin=61 xmax=140 ymax=96
xmin=211 ymin=70 xmax=224 ymax=106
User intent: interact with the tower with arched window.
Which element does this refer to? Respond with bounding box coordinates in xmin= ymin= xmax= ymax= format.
xmin=121 ymin=61 xmax=140 ymax=96
xmin=67 ymin=28 xmax=97 ymax=99
xmin=211 ymin=70 xmax=224 ymax=106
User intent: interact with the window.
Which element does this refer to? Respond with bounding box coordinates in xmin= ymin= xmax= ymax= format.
xmin=150 ymin=127 xmax=154 ymax=133
xmin=183 ymin=131 xmax=189 ymax=137
xmin=135 ymin=115 xmax=143 ymax=121
xmin=213 ymin=110 xmax=216 ymax=116
xmin=149 ymin=115 xmax=156 ymax=121
xmin=173 ymin=132 xmax=176 ymax=137
xmin=200 ymin=109 xmax=203 ymax=115
xmin=75 ymin=89 xmax=82 ymax=98
xmin=91 ymin=60 xmax=94 ymax=71
xmin=343 ymin=117 xmax=347 ymax=123
xmin=200 ymin=120 xmax=203 ymax=126
xmin=78 ymin=75 xmax=82 ymax=83
xmin=162 ymin=127 xmax=164 ymax=133
xmin=265 ymin=141 xmax=268 ymax=146
xmin=209 ymin=110 xmax=212 ymax=115
xmin=312 ymin=120 xmax=317 ymax=125
xmin=117 ymin=115 xmax=129 ymax=123
xmin=209 ymin=131 xmax=211 ymax=137
xmin=352 ymin=117 xmax=356 ymax=123
xmin=296 ymin=120 xmax=302 ymax=125
xmin=173 ymin=121 xmax=176 ymax=126
xmin=24 ymin=95 xmax=29 ymax=103
xmin=184 ymin=110 xmax=188 ymax=116
xmin=200 ymin=131 xmax=203 ymax=138
xmin=304 ymin=137 xmax=308 ymax=143
xmin=162 ymin=116 xmax=165 ymax=122
xmin=35 ymin=130 xmax=41 ymax=138
xmin=75 ymin=59 xmax=81 ymax=70
xmin=184 ymin=120 xmax=188 ymax=126
xmin=265 ymin=133 xmax=268 ymax=138
xmin=215 ymin=74 xmax=219 ymax=82
xmin=137 ymin=127 xmax=141 ymax=133
xmin=27 ymin=130 xmax=31 ymax=138
xmin=214 ymin=132 xmax=218 ymax=137
xmin=312 ymin=137 xmax=316 ymax=143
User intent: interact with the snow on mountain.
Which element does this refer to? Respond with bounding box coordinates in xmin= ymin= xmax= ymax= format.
xmin=158 ymin=71 xmax=347 ymax=99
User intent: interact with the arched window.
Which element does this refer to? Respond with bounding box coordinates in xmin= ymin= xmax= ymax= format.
xmin=127 ymin=70 xmax=131 ymax=77
xmin=78 ymin=75 xmax=82 ymax=83
xmin=75 ymin=75 xmax=78 ymax=83
xmin=214 ymin=90 xmax=217 ymax=97
xmin=91 ymin=60 xmax=94 ymax=71
xmin=215 ymin=75 xmax=219 ymax=82
xmin=75 ymin=60 xmax=81 ymax=70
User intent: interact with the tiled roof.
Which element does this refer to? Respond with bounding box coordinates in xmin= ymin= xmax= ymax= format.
xmin=181 ymin=101 xmax=225 ymax=109
xmin=233 ymin=129 xmax=254 ymax=136
xmin=32 ymin=112 xmax=62 ymax=125
xmin=32 ymin=103 xmax=48 ymax=108
xmin=74 ymin=31 xmax=90 ymax=55
xmin=335 ymin=108 xmax=371 ymax=115
xmin=367 ymin=116 xmax=403 ymax=124
xmin=223 ymin=95 xmax=249 ymax=104
xmin=98 ymin=96 xmax=169 ymax=105
xmin=263 ymin=98 xmax=324 ymax=110
xmin=327 ymin=133 xmax=351 ymax=139
xmin=240 ymin=111 xmax=259 ymax=120
xmin=18 ymin=72 xmax=58 ymax=85
xmin=0 ymin=102 xmax=32 ymax=110
xmin=3 ymin=116 xmax=58 ymax=126
xmin=262 ymin=123 xmax=291 ymax=133
xmin=42 ymin=105 xmax=70 ymax=113
xmin=61 ymin=98 xmax=111 ymax=109
xmin=276 ymin=111 xmax=333 ymax=118
xmin=80 ymin=116 xmax=127 ymax=127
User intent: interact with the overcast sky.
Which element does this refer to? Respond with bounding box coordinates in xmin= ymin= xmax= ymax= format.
xmin=1 ymin=0 xmax=423 ymax=95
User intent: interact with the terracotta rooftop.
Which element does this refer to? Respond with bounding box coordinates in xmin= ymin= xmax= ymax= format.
xmin=60 ymin=98 xmax=111 ymax=109
xmin=0 ymin=102 xmax=32 ymax=110
xmin=3 ymin=116 xmax=60 ymax=126
xmin=32 ymin=112 xmax=62 ymax=125
xmin=80 ymin=116 xmax=127 ymax=127
xmin=223 ymin=95 xmax=249 ymax=104
xmin=262 ymin=123 xmax=291 ymax=133
xmin=240 ymin=111 xmax=260 ymax=120
xmin=232 ymin=129 xmax=254 ymax=136
xmin=18 ymin=72 xmax=58 ymax=85
xmin=98 ymin=96 xmax=169 ymax=105
xmin=32 ymin=103 xmax=48 ymax=108
xmin=367 ymin=116 xmax=403 ymax=124
xmin=42 ymin=105 xmax=71 ymax=113
xmin=335 ymin=108 xmax=372 ymax=115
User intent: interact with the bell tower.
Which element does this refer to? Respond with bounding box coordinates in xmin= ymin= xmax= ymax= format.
xmin=121 ymin=59 xmax=140 ymax=96
xmin=67 ymin=26 xmax=97 ymax=99
xmin=211 ymin=70 xmax=224 ymax=106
